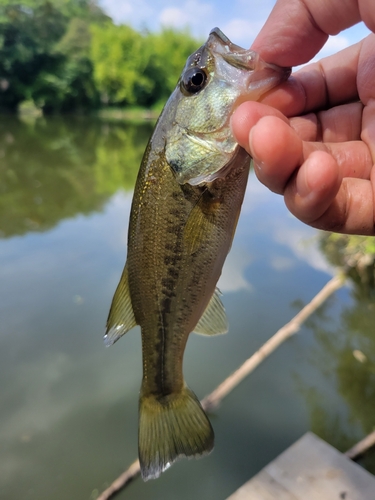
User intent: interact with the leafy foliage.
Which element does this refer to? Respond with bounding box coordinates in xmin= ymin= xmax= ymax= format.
xmin=90 ymin=23 xmax=151 ymax=106
xmin=0 ymin=0 xmax=201 ymax=113
xmin=90 ymin=25 xmax=200 ymax=108
xmin=319 ymin=232 xmax=375 ymax=299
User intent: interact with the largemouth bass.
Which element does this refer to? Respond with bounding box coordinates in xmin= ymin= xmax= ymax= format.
xmin=105 ymin=28 xmax=290 ymax=481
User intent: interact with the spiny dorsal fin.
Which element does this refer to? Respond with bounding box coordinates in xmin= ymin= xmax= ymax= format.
xmin=104 ymin=263 xmax=137 ymax=346
xmin=193 ymin=288 xmax=228 ymax=336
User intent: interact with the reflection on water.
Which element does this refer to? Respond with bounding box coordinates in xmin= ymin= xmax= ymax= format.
xmin=0 ymin=116 xmax=375 ymax=499
xmin=0 ymin=115 xmax=153 ymax=237
xmin=300 ymin=288 xmax=375 ymax=473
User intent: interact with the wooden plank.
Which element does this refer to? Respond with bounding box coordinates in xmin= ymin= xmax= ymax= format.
xmin=227 ymin=432 xmax=375 ymax=500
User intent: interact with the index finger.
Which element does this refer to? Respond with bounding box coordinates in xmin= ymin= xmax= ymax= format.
xmin=251 ymin=0 xmax=362 ymax=67
xmin=258 ymin=40 xmax=362 ymax=116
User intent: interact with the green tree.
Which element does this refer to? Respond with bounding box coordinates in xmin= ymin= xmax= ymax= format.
xmin=319 ymin=232 xmax=375 ymax=300
xmin=32 ymin=17 xmax=100 ymax=112
xmin=0 ymin=0 xmax=108 ymax=113
xmin=0 ymin=1 xmax=65 ymax=111
xmin=0 ymin=1 xmax=201 ymax=112
xmin=90 ymin=25 xmax=200 ymax=108
xmin=296 ymin=231 xmax=375 ymax=473
xmin=90 ymin=23 xmax=152 ymax=106
xmin=143 ymin=29 xmax=201 ymax=108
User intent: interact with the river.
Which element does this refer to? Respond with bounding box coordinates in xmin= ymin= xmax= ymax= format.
xmin=0 ymin=115 xmax=374 ymax=499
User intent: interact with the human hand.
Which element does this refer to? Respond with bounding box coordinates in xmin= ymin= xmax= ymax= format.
xmin=232 ymin=0 xmax=375 ymax=235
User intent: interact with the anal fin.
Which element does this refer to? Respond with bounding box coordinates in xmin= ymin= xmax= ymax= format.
xmin=104 ymin=263 xmax=137 ymax=346
xmin=193 ymin=288 xmax=228 ymax=336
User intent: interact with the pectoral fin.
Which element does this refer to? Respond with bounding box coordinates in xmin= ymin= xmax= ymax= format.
xmin=183 ymin=192 xmax=219 ymax=256
xmin=193 ymin=288 xmax=228 ymax=335
xmin=104 ymin=263 xmax=137 ymax=346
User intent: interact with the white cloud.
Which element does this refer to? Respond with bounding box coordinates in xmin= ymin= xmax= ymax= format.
xmin=218 ymin=246 xmax=253 ymax=292
xmin=298 ymin=24 xmax=371 ymax=66
xmin=314 ymin=34 xmax=351 ymax=60
xmin=273 ymin=224 xmax=335 ymax=275
xmin=222 ymin=18 xmax=262 ymax=47
xmin=270 ymin=255 xmax=295 ymax=271
xmin=99 ymin=0 xmax=134 ymax=23
xmin=241 ymin=173 xmax=335 ymax=277
xmin=159 ymin=1 xmax=215 ymax=36
xmin=325 ymin=35 xmax=351 ymax=51
xmin=98 ymin=0 xmax=273 ymax=43
xmin=159 ymin=7 xmax=187 ymax=28
xmin=99 ymin=0 xmax=153 ymax=26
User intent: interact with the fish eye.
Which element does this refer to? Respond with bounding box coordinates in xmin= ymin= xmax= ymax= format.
xmin=181 ymin=68 xmax=207 ymax=95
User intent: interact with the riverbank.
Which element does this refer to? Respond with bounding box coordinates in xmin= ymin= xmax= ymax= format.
xmin=16 ymin=103 xmax=161 ymax=123
xmin=96 ymin=107 xmax=160 ymax=122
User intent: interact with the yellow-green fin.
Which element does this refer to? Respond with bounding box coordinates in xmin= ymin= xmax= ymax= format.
xmin=193 ymin=288 xmax=228 ymax=335
xmin=183 ymin=195 xmax=215 ymax=255
xmin=138 ymin=385 xmax=214 ymax=481
xmin=104 ymin=263 xmax=137 ymax=346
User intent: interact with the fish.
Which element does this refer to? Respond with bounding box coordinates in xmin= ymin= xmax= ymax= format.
xmin=104 ymin=27 xmax=290 ymax=481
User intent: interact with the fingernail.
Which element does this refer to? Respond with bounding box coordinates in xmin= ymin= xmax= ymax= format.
xmin=252 ymin=157 xmax=264 ymax=171
xmin=295 ymin=161 xmax=310 ymax=198
xmin=248 ymin=128 xmax=264 ymax=173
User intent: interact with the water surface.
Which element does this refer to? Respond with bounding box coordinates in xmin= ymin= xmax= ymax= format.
xmin=0 ymin=116 xmax=374 ymax=499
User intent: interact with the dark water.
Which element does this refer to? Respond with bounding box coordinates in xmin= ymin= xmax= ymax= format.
xmin=0 ymin=115 xmax=374 ymax=500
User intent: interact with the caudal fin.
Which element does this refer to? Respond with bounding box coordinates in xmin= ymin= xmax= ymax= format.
xmin=138 ymin=386 xmax=214 ymax=481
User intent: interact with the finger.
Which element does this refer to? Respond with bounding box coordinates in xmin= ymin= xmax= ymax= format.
xmin=251 ymin=0 xmax=362 ymax=67
xmin=255 ymin=76 xmax=307 ymax=117
xmin=246 ymin=102 xmax=366 ymax=164
xmin=259 ymin=40 xmax=364 ymax=116
xmin=318 ymin=103 xmax=363 ymax=142
xmin=233 ymin=109 xmax=372 ymax=191
xmin=360 ymin=78 xmax=375 ymax=160
xmin=325 ymin=141 xmax=372 ymax=179
xmin=249 ymin=116 xmax=303 ymax=194
xmin=286 ymin=169 xmax=375 ymax=235
xmin=284 ymin=150 xmax=341 ymax=225
xmin=289 ymin=102 xmax=364 ymax=142
xmin=292 ymin=41 xmax=362 ymax=111
xmin=317 ymin=177 xmax=375 ymax=234
xmin=231 ymin=101 xmax=289 ymax=151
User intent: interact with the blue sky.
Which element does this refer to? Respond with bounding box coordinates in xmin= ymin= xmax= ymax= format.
xmin=98 ymin=0 xmax=371 ymax=61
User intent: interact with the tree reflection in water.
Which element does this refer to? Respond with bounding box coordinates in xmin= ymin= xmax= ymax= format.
xmin=300 ymin=232 xmax=375 ymax=473
xmin=0 ymin=115 xmax=154 ymax=237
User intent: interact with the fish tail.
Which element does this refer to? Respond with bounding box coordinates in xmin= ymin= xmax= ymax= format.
xmin=138 ymin=385 xmax=214 ymax=481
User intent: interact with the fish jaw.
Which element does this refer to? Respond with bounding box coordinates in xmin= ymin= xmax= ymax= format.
xmin=208 ymin=27 xmax=291 ymax=103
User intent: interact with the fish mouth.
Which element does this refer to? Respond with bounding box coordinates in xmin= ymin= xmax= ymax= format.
xmin=209 ymin=27 xmax=291 ymax=97
xmin=243 ymin=60 xmax=291 ymax=96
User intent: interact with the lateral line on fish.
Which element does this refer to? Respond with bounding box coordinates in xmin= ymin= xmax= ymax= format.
xmin=147 ymin=165 xmax=166 ymax=395
xmin=156 ymin=232 xmax=166 ymax=396
xmin=160 ymin=309 xmax=166 ymax=395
